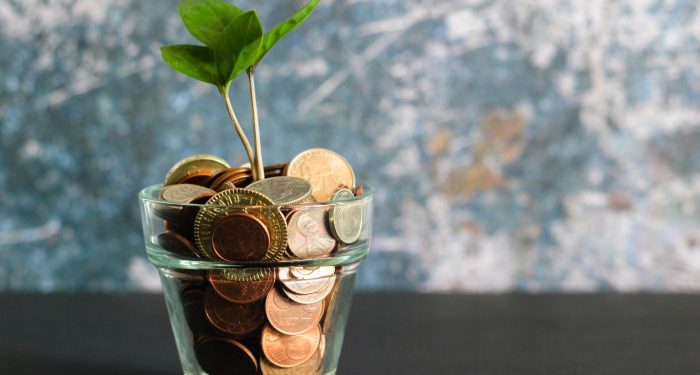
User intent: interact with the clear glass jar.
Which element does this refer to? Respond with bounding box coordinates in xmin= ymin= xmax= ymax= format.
xmin=139 ymin=184 xmax=373 ymax=375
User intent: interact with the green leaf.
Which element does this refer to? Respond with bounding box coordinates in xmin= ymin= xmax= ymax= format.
xmin=161 ymin=44 xmax=219 ymax=85
xmin=256 ymin=0 xmax=321 ymax=63
xmin=178 ymin=0 xmax=244 ymax=46
xmin=213 ymin=11 xmax=263 ymax=84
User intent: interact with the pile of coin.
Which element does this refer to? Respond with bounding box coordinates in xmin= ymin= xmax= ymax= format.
xmin=153 ymin=148 xmax=366 ymax=375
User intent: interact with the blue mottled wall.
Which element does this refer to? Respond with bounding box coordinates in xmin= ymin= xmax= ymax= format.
xmin=1 ymin=0 xmax=699 ymax=291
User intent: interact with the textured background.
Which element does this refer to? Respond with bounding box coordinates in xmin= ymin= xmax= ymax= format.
xmin=1 ymin=0 xmax=699 ymax=292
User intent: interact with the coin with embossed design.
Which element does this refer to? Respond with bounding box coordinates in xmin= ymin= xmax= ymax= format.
xmin=211 ymin=213 xmax=270 ymax=262
xmin=160 ymin=184 xmax=216 ymax=204
xmin=328 ymin=188 xmax=363 ymax=244
xmin=282 ymin=275 xmax=335 ymax=305
xmin=265 ymin=287 xmax=323 ymax=335
xmin=287 ymin=208 xmax=336 ymax=259
xmin=284 ymin=148 xmax=355 ymax=202
xmin=164 ymin=154 xmax=230 ymax=186
xmin=194 ymin=188 xmax=287 ymax=263
xmin=278 ymin=267 xmax=335 ymax=295
xmin=260 ymin=345 xmax=322 ymax=375
xmin=208 ymin=268 xmax=275 ymax=304
xmin=247 ymin=176 xmax=312 ymax=205
xmin=204 ymin=287 xmax=265 ymax=337
xmin=261 ymin=324 xmax=321 ymax=368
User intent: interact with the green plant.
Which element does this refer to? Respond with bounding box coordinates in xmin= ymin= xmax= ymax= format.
xmin=161 ymin=0 xmax=321 ymax=180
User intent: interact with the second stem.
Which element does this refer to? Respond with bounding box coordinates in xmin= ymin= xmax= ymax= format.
xmin=248 ymin=69 xmax=265 ymax=180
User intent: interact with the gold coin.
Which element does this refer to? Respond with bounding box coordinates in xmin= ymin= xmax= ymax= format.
xmin=284 ymin=148 xmax=355 ymax=202
xmin=261 ymin=324 xmax=321 ymax=368
xmin=328 ymin=188 xmax=363 ymax=244
xmin=164 ymin=154 xmax=230 ymax=186
xmin=194 ymin=189 xmax=288 ymax=266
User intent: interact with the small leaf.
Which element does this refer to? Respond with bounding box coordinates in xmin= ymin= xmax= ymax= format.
xmin=213 ymin=11 xmax=263 ymax=84
xmin=178 ymin=0 xmax=244 ymax=46
xmin=256 ymin=0 xmax=320 ymax=63
xmin=161 ymin=44 xmax=219 ymax=85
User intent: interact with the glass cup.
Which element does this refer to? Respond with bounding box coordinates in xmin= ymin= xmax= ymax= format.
xmin=139 ymin=184 xmax=373 ymax=375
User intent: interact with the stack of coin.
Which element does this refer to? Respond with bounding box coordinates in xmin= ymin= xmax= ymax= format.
xmin=158 ymin=148 xmax=365 ymax=374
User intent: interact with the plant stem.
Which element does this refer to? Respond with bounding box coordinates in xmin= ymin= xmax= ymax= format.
xmin=248 ymin=68 xmax=265 ymax=180
xmin=221 ymin=86 xmax=258 ymax=180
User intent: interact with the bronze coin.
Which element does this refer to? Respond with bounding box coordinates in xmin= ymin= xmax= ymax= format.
xmin=209 ymin=168 xmax=252 ymax=191
xmin=354 ymin=184 xmax=364 ymax=196
xmin=204 ymin=287 xmax=265 ymax=337
xmin=261 ymin=324 xmax=321 ymax=369
xmin=260 ymin=346 xmax=322 ymax=375
xmin=265 ymin=287 xmax=324 ymax=336
xmin=181 ymin=285 xmax=215 ymax=338
xmin=209 ymin=268 xmax=276 ymax=304
xmin=195 ymin=337 xmax=258 ymax=375
xmin=211 ymin=213 xmax=271 ymax=262
xmin=157 ymin=230 xmax=198 ymax=257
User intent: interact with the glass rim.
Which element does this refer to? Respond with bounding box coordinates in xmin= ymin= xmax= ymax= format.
xmin=138 ymin=183 xmax=374 ymax=209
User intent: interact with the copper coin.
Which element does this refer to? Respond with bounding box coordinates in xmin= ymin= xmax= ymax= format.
xmin=287 ymin=208 xmax=336 ymax=259
xmin=285 ymin=148 xmax=355 ymax=202
xmin=164 ymin=154 xmax=230 ymax=186
xmin=181 ymin=285 xmax=215 ymax=337
xmin=261 ymin=324 xmax=321 ymax=368
xmin=195 ymin=337 xmax=258 ymax=375
xmin=204 ymin=287 xmax=265 ymax=337
xmin=157 ymin=230 xmax=198 ymax=257
xmin=260 ymin=345 xmax=322 ymax=375
xmin=209 ymin=268 xmax=276 ymax=304
xmin=265 ymin=287 xmax=324 ymax=335
xmin=195 ymin=189 xmax=288 ymax=262
xmin=210 ymin=213 xmax=270 ymax=262
xmin=354 ymin=184 xmax=364 ymax=196
xmin=278 ymin=267 xmax=335 ymax=295
xmin=282 ymin=276 xmax=335 ymax=305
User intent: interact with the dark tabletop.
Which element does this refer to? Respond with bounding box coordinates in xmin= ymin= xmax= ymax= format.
xmin=1 ymin=293 xmax=699 ymax=374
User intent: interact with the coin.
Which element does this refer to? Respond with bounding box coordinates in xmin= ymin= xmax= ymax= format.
xmin=287 ymin=208 xmax=336 ymax=258
xmin=354 ymin=184 xmax=364 ymax=196
xmin=195 ymin=337 xmax=258 ymax=375
xmin=247 ymin=176 xmax=312 ymax=205
xmin=181 ymin=285 xmax=215 ymax=337
xmin=278 ymin=267 xmax=335 ymax=295
xmin=283 ymin=275 xmax=335 ymax=305
xmin=208 ymin=268 xmax=275 ymax=304
xmin=285 ymin=149 xmax=355 ymax=202
xmin=160 ymin=184 xmax=216 ymax=204
xmin=194 ymin=189 xmax=288 ymax=262
xmin=204 ymin=287 xmax=265 ymax=337
xmin=261 ymin=324 xmax=321 ymax=368
xmin=265 ymin=287 xmax=324 ymax=335
xmin=328 ymin=189 xmax=363 ymax=244
xmin=260 ymin=345 xmax=322 ymax=375
xmin=210 ymin=213 xmax=270 ymax=262
xmin=157 ymin=230 xmax=199 ymax=257
xmin=164 ymin=154 xmax=230 ymax=186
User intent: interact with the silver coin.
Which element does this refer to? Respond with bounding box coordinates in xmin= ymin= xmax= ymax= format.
xmin=278 ymin=267 xmax=335 ymax=295
xmin=328 ymin=189 xmax=363 ymax=244
xmin=247 ymin=176 xmax=313 ymax=205
xmin=282 ymin=276 xmax=335 ymax=304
